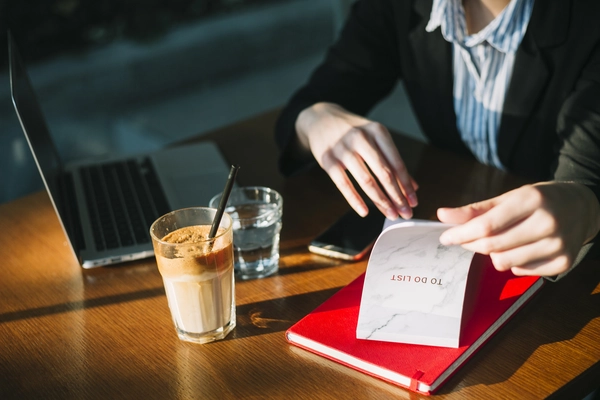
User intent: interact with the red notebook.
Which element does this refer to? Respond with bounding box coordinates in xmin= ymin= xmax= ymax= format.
xmin=285 ymin=254 xmax=543 ymax=395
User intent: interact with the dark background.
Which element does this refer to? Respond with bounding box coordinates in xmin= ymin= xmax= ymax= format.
xmin=0 ymin=0 xmax=420 ymax=204
xmin=0 ymin=0 xmax=279 ymax=66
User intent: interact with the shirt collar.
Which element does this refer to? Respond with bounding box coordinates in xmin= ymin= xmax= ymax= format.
xmin=425 ymin=0 xmax=447 ymax=34
xmin=426 ymin=0 xmax=533 ymax=53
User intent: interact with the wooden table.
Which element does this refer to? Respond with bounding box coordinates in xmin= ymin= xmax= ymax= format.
xmin=1 ymin=110 xmax=598 ymax=399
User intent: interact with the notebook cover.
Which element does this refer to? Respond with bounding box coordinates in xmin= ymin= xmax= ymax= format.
xmin=285 ymin=255 xmax=543 ymax=395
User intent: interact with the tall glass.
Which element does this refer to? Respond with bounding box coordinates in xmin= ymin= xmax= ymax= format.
xmin=150 ymin=207 xmax=235 ymax=344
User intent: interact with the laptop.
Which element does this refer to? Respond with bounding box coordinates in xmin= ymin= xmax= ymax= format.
xmin=8 ymin=31 xmax=233 ymax=268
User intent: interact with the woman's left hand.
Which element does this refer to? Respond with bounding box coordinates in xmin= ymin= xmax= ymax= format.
xmin=437 ymin=182 xmax=600 ymax=277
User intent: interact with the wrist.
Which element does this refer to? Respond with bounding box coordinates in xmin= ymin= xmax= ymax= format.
xmin=546 ymin=181 xmax=600 ymax=244
xmin=578 ymin=184 xmax=600 ymax=244
xmin=296 ymin=103 xmax=332 ymax=149
xmin=295 ymin=102 xmax=346 ymax=148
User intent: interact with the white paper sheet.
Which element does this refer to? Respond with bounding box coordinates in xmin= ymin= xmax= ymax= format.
xmin=356 ymin=220 xmax=475 ymax=348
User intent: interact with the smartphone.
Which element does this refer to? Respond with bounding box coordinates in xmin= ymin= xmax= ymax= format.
xmin=308 ymin=205 xmax=386 ymax=261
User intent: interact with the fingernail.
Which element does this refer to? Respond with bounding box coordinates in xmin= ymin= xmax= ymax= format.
xmin=358 ymin=206 xmax=368 ymax=217
xmin=408 ymin=193 xmax=418 ymax=207
xmin=386 ymin=208 xmax=398 ymax=220
xmin=439 ymin=233 xmax=452 ymax=245
xmin=400 ymin=206 xmax=412 ymax=219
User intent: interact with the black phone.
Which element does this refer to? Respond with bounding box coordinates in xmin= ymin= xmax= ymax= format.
xmin=308 ymin=205 xmax=386 ymax=261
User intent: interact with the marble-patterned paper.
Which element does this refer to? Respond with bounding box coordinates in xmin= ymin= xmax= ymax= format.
xmin=356 ymin=221 xmax=475 ymax=348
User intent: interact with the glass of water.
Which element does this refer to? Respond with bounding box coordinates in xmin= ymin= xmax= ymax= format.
xmin=209 ymin=186 xmax=283 ymax=280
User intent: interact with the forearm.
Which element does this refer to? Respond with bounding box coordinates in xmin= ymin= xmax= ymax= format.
xmin=554 ymin=77 xmax=600 ymax=208
xmin=544 ymin=181 xmax=600 ymax=281
xmin=566 ymin=182 xmax=600 ymax=244
xmin=551 ymin=181 xmax=600 ymax=280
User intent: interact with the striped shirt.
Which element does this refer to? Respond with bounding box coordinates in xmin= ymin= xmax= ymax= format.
xmin=426 ymin=0 xmax=534 ymax=168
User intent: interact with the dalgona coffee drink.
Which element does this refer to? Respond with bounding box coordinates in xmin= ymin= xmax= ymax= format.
xmin=150 ymin=209 xmax=235 ymax=344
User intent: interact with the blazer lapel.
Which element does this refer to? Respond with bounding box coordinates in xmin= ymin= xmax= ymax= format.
xmin=497 ymin=0 xmax=570 ymax=165
xmin=408 ymin=0 xmax=465 ymax=152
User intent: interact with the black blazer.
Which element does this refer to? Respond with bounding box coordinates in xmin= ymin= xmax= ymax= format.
xmin=275 ymin=0 xmax=600 ymax=201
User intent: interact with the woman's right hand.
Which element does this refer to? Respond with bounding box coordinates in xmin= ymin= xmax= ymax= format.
xmin=295 ymin=102 xmax=418 ymax=220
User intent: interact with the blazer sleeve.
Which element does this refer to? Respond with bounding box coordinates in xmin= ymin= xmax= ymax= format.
xmin=274 ymin=0 xmax=404 ymax=176
xmin=554 ymin=42 xmax=600 ymax=202
xmin=550 ymin=41 xmax=600 ymax=280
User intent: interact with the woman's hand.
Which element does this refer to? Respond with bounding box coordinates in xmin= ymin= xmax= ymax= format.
xmin=296 ymin=102 xmax=418 ymax=220
xmin=437 ymin=182 xmax=600 ymax=277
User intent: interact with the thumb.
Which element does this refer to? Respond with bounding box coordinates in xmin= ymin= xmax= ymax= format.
xmin=437 ymin=197 xmax=499 ymax=224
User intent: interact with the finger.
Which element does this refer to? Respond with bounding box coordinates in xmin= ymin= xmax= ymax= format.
xmin=487 ymin=236 xmax=567 ymax=273
xmin=342 ymin=128 xmax=413 ymax=216
xmin=437 ymin=207 xmax=471 ymax=224
xmin=342 ymin=155 xmax=409 ymax=220
xmin=439 ymin=193 xmax=535 ymax=245
xmin=336 ymin=134 xmax=411 ymax=219
xmin=410 ymin=177 xmax=419 ymax=192
xmin=437 ymin=197 xmax=500 ymax=225
xmin=367 ymin=123 xmax=419 ymax=208
xmin=455 ymin=208 xmax=559 ymax=254
xmin=321 ymin=151 xmax=369 ymax=217
xmin=507 ymin=255 xmax=572 ymax=277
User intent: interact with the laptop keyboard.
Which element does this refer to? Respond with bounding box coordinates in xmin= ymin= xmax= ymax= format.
xmin=80 ymin=158 xmax=170 ymax=250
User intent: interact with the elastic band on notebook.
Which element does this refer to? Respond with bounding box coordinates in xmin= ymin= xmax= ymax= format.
xmin=410 ymin=370 xmax=425 ymax=392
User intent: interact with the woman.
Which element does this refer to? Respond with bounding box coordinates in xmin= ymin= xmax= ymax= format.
xmin=275 ymin=0 xmax=600 ymax=279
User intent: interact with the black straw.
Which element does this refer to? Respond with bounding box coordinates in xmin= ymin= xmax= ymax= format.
xmin=208 ymin=165 xmax=240 ymax=239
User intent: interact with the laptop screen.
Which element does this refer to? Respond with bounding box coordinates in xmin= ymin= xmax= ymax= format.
xmin=8 ymin=31 xmax=79 ymax=254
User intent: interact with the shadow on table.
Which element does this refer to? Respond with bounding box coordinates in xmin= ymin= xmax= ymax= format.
xmin=225 ymin=286 xmax=342 ymax=341
xmin=0 ymin=287 xmax=166 ymax=324
xmin=0 ymin=246 xmax=340 ymax=325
